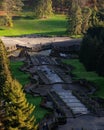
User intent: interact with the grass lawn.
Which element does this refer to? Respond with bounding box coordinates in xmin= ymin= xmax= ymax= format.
xmin=0 ymin=14 xmax=67 ymax=36
xmin=63 ymin=59 xmax=104 ymax=99
xmin=26 ymin=94 xmax=49 ymax=123
xmin=10 ymin=61 xmax=30 ymax=86
xmin=10 ymin=61 xmax=49 ymax=123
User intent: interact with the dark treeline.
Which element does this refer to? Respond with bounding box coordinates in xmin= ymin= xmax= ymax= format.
xmin=67 ymin=0 xmax=104 ymax=35
xmin=79 ymin=26 xmax=104 ymax=76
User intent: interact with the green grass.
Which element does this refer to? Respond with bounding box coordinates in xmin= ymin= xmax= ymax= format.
xmin=63 ymin=59 xmax=104 ymax=99
xmin=0 ymin=14 xmax=67 ymax=36
xmin=10 ymin=61 xmax=30 ymax=86
xmin=10 ymin=61 xmax=49 ymax=123
xmin=26 ymin=94 xmax=49 ymax=123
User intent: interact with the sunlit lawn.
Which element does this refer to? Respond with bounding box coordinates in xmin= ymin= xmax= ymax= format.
xmin=10 ymin=61 xmax=49 ymax=123
xmin=63 ymin=59 xmax=104 ymax=99
xmin=0 ymin=14 xmax=67 ymax=36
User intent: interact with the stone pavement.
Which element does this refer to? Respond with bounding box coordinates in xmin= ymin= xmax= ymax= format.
xmin=58 ymin=115 xmax=104 ymax=130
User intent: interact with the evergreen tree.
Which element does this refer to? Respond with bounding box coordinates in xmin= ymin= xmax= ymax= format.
xmin=82 ymin=7 xmax=92 ymax=33
xmin=0 ymin=39 xmax=36 ymax=130
xmin=0 ymin=100 xmax=5 ymax=130
xmin=79 ymin=26 xmax=104 ymax=72
xmin=2 ymin=0 xmax=23 ymax=27
xmin=89 ymin=7 xmax=99 ymax=26
xmin=34 ymin=0 xmax=53 ymax=18
xmin=96 ymin=52 xmax=104 ymax=76
xmin=74 ymin=5 xmax=83 ymax=34
xmin=67 ymin=0 xmax=82 ymax=35
xmin=67 ymin=0 xmax=77 ymax=35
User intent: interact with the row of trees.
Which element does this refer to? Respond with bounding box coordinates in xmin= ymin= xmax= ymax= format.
xmin=0 ymin=0 xmax=104 ymax=35
xmin=0 ymin=39 xmax=36 ymax=130
xmin=0 ymin=0 xmax=53 ymax=26
xmin=67 ymin=0 xmax=104 ymax=35
xmin=79 ymin=26 xmax=104 ymax=76
xmin=0 ymin=0 xmax=23 ymax=27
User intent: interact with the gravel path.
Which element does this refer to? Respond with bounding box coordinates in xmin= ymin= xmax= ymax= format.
xmin=1 ymin=36 xmax=72 ymax=47
xmin=1 ymin=36 xmax=82 ymax=51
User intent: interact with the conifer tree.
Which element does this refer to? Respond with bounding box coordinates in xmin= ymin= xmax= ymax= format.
xmin=0 ymin=100 xmax=5 ymax=130
xmin=74 ymin=5 xmax=83 ymax=34
xmin=82 ymin=7 xmax=92 ymax=33
xmin=34 ymin=0 xmax=53 ymax=18
xmin=0 ymin=39 xmax=36 ymax=130
xmin=67 ymin=0 xmax=83 ymax=35
xmin=67 ymin=0 xmax=77 ymax=35
xmin=2 ymin=0 xmax=23 ymax=27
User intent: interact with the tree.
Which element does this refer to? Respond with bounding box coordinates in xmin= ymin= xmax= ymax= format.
xmin=67 ymin=0 xmax=82 ymax=35
xmin=0 ymin=100 xmax=5 ymax=130
xmin=3 ymin=80 xmax=35 ymax=130
xmin=74 ymin=5 xmax=83 ymax=34
xmin=82 ymin=7 xmax=92 ymax=33
xmin=89 ymin=7 xmax=99 ymax=26
xmin=79 ymin=35 xmax=98 ymax=70
xmin=96 ymin=52 xmax=104 ymax=76
xmin=79 ymin=26 xmax=104 ymax=72
xmin=0 ymin=39 xmax=36 ymax=130
xmin=2 ymin=0 xmax=23 ymax=27
xmin=34 ymin=0 xmax=53 ymax=18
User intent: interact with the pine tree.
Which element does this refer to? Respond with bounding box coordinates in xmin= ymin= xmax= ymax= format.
xmin=74 ymin=5 xmax=83 ymax=34
xmin=2 ymin=0 xmax=23 ymax=27
xmin=34 ymin=0 xmax=53 ymax=18
xmin=82 ymin=7 xmax=92 ymax=33
xmin=0 ymin=39 xmax=36 ymax=130
xmin=67 ymin=0 xmax=77 ymax=35
xmin=89 ymin=0 xmax=99 ymax=26
xmin=0 ymin=100 xmax=5 ymax=130
xmin=67 ymin=0 xmax=83 ymax=35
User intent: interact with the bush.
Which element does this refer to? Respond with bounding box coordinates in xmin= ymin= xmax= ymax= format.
xmin=79 ymin=26 xmax=104 ymax=74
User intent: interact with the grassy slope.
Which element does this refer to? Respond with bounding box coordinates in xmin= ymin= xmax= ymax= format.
xmin=63 ymin=59 xmax=104 ymax=99
xmin=0 ymin=14 xmax=67 ymax=36
xmin=10 ymin=61 xmax=49 ymax=123
xmin=10 ymin=61 xmax=30 ymax=86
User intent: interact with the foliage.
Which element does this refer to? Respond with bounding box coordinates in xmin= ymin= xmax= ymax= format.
xmin=10 ymin=61 xmax=49 ymax=123
xmin=67 ymin=0 xmax=104 ymax=35
xmin=67 ymin=0 xmax=83 ymax=35
xmin=67 ymin=0 xmax=77 ymax=35
xmin=0 ymin=39 xmax=36 ymax=130
xmin=79 ymin=26 xmax=104 ymax=74
xmin=0 ymin=100 xmax=5 ymax=130
xmin=74 ymin=5 xmax=83 ymax=34
xmin=1 ymin=0 xmax=24 ymax=27
xmin=34 ymin=0 xmax=53 ymax=18
xmin=82 ymin=7 xmax=92 ymax=33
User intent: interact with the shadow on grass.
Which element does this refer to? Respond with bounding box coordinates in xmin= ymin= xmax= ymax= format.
xmin=13 ymin=16 xmax=35 ymax=20
xmin=6 ymin=31 xmax=68 ymax=37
